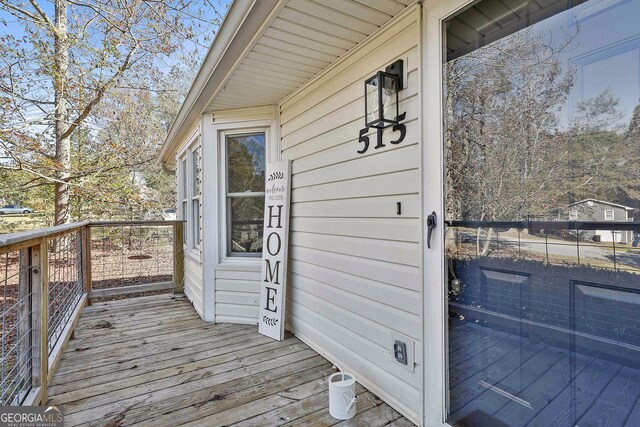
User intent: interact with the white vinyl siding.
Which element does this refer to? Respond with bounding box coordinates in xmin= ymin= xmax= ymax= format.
xmin=175 ymin=126 xmax=204 ymax=318
xmin=184 ymin=255 xmax=203 ymax=318
xmin=214 ymin=270 xmax=260 ymax=323
xmin=280 ymin=11 xmax=421 ymax=424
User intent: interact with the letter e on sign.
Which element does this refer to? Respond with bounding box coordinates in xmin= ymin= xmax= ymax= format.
xmin=259 ymin=161 xmax=291 ymax=340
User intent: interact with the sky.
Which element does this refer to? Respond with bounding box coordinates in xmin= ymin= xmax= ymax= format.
xmin=0 ymin=0 xmax=230 ymax=124
xmin=448 ymin=0 xmax=640 ymax=130
xmin=554 ymin=0 xmax=640 ymax=127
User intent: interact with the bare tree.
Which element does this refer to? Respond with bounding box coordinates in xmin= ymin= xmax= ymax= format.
xmin=444 ymin=28 xmax=575 ymax=254
xmin=0 ymin=0 xmax=224 ymax=224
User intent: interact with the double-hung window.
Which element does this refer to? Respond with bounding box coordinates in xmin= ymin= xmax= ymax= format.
xmin=177 ymin=139 xmax=200 ymax=251
xmin=179 ymin=156 xmax=188 ymax=245
xmin=604 ymin=210 xmax=614 ymax=221
xmin=191 ymin=147 xmax=201 ymax=250
xmin=224 ymin=132 xmax=265 ymax=256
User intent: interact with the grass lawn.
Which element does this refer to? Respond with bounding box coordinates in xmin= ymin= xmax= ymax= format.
xmin=0 ymin=213 xmax=53 ymax=234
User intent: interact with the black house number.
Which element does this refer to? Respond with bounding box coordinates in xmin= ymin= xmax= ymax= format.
xmin=357 ymin=112 xmax=407 ymax=154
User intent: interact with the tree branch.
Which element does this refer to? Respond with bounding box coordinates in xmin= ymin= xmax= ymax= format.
xmin=0 ymin=1 xmax=46 ymax=25
xmin=27 ymin=0 xmax=56 ymax=30
xmin=60 ymin=46 xmax=137 ymax=140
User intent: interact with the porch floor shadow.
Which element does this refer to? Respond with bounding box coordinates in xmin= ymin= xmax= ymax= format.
xmin=47 ymin=294 xmax=413 ymax=427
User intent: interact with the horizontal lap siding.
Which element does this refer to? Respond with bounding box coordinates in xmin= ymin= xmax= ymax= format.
xmin=184 ymin=255 xmax=203 ymax=318
xmin=281 ymin=12 xmax=421 ymax=423
xmin=215 ymin=270 xmax=260 ymax=324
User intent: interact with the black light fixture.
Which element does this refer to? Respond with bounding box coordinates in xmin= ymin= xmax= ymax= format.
xmin=364 ymin=59 xmax=403 ymax=129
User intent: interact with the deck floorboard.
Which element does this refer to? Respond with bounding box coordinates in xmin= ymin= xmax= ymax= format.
xmin=48 ymin=294 xmax=411 ymax=426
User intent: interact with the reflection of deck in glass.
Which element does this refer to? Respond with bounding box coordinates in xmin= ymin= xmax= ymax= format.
xmin=447 ymin=222 xmax=640 ymax=426
xmin=448 ymin=316 xmax=640 ymax=427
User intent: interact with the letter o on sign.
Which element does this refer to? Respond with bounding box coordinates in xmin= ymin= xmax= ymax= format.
xmin=266 ymin=232 xmax=282 ymax=256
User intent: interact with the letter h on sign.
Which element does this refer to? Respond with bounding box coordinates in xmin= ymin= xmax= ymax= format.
xmin=259 ymin=161 xmax=291 ymax=341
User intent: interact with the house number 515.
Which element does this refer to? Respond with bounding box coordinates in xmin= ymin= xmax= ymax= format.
xmin=357 ymin=112 xmax=407 ymax=155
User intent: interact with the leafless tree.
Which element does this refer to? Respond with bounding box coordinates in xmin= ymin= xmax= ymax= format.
xmin=0 ymin=0 xmax=225 ymax=224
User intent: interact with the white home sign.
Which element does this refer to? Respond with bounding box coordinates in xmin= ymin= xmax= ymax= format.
xmin=258 ymin=160 xmax=291 ymax=341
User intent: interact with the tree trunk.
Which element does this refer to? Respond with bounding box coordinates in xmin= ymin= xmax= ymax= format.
xmin=54 ymin=0 xmax=70 ymax=225
xmin=480 ymin=227 xmax=494 ymax=256
xmin=444 ymin=62 xmax=458 ymax=220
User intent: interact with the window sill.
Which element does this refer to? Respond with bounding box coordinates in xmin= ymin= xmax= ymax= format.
xmin=185 ymin=251 xmax=200 ymax=263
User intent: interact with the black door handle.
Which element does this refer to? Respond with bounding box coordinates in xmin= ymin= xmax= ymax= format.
xmin=427 ymin=211 xmax=437 ymax=249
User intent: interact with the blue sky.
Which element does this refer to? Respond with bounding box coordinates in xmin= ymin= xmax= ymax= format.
xmin=0 ymin=0 xmax=230 ymax=83
xmin=0 ymin=0 xmax=230 ymax=131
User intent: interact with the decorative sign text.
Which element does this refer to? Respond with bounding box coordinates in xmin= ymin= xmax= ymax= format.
xmin=258 ymin=160 xmax=291 ymax=341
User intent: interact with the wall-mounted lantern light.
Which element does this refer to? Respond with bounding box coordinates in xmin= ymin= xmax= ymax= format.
xmin=364 ymin=59 xmax=404 ymax=129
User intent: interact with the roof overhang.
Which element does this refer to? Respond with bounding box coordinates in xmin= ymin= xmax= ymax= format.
xmin=159 ymin=0 xmax=414 ymax=167
xmin=159 ymin=0 xmax=282 ymax=167
xmin=570 ymin=199 xmax=634 ymax=210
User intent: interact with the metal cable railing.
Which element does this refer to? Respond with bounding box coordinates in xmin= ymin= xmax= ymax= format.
xmin=47 ymin=234 xmax=83 ymax=353
xmin=0 ymin=250 xmax=33 ymax=405
xmin=446 ymin=220 xmax=640 ymax=273
xmin=90 ymin=224 xmax=174 ymax=293
xmin=447 ymin=220 xmax=640 ymax=366
xmin=0 ymin=220 xmax=184 ymax=406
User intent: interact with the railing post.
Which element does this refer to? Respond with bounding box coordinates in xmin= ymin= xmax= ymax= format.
xmin=30 ymin=241 xmax=48 ymax=404
xmin=173 ymin=222 xmax=184 ymax=294
xmin=82 ymin=226 xmax=92 ymax=305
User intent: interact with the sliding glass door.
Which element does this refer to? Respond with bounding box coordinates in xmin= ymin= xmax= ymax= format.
xmin=442 ymin=0 xmax=640 ymax=425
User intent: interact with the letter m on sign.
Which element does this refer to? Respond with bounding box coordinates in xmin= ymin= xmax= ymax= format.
xmin=258 ymin=160 xmax=291 ymax=341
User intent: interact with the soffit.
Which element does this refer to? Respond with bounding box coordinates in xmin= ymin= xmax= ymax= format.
xmin=207 ymin=0 xmax=413 ymax=111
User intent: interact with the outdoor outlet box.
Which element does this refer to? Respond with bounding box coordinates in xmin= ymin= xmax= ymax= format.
xmin=391 ymin=332 xmax=414 ymax=372
xmin=394 ymin=340 xmax=408 ymax=365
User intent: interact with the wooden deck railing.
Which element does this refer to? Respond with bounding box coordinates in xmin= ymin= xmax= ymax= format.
xmin=0 ymin=220 xmax=185 ymax=406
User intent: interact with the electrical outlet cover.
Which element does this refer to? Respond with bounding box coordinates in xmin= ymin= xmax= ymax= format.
xmin=394 ymin=340 xmax=408 ymax=364
xmin=391 ymin=332 xmax=415 ymax=372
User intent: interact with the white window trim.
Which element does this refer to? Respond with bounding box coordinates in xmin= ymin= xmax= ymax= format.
xmin=569 ymin=209 xmax=578 ymax=220
xmin=207 ymin=118 xmax=277 ymax=268
xmin=222 ymin=129 xmax=266 ymax=259
xmin=178 ymin=155 xmax=188 ymax=246
xmin=176 ymin=131 xmax=201 ymax=256
xmin=190 ymin=145 xmax=201 ymax=251
xmin=218 ymin=126 xmax=270 ymax=264
xmin=604 ymin=209 xmax=615 ymax=221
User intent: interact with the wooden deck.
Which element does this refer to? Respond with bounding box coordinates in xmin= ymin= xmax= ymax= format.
xmin=47 ymin=294 xmax=412 ymax=427
xmin=448 ymin=318 xmax=640 ymax=427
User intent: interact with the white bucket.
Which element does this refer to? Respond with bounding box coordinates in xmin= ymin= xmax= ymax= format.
xmin=328 ymin=372 xmax=358 ymax=420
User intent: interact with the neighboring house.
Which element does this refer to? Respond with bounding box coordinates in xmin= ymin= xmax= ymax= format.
xmin=569 ymin=198 xmax=634 ymax=243
xmin=158 ymin=0 xmax=640 ymax=426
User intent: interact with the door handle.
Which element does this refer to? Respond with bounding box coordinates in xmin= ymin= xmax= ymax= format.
xmin=427 ymin=211 xmax=437 ymax=249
